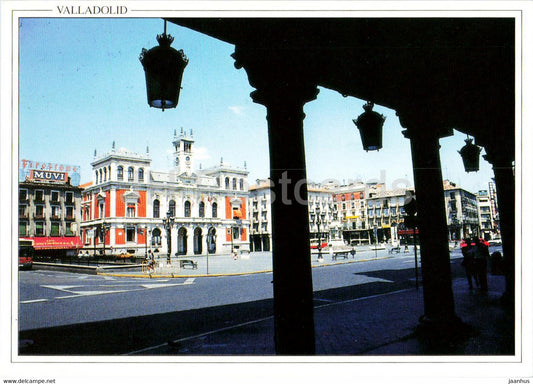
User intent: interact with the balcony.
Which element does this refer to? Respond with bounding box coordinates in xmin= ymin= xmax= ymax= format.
xmin=34 ymin=214 xmax=45 ymax=220
xmin=65 ymin=215 xmax=75 ymax=221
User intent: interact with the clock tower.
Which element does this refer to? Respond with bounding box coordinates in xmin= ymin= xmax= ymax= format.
xmin=172 ymin=127 xmax=195 ymax=175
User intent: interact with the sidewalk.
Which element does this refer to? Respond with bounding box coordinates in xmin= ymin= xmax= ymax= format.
xmin=137 ymin=272 xmax=514 ymax=356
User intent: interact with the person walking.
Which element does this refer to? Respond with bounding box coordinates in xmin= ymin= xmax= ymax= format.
xmin=472 ymin=237 xmax=490 ymax=292
xmin=460 ymin=238 xmax=477 ymax=289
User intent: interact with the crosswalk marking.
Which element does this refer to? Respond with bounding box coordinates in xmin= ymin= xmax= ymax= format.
xmin=21 ymin=278 xmax=196 ymax=304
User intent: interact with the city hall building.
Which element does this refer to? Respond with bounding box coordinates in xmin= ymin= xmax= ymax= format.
xmin=79 ymin=129 xmax=250 ymax=258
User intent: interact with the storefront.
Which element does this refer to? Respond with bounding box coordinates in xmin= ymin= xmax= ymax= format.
xmin=20 ymin=236 xmax=83 ymax=260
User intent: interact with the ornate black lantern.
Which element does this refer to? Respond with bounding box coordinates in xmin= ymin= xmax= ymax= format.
xmin=139 ymin=21 xmax=189 ymax=111
xmin=458 ymin=137 xmax=481 ymax=172
xmin=353 ymin=101 xmax=386 ymax=151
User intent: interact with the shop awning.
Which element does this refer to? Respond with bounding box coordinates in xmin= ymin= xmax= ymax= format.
xmin=20 ymin=236 xmax=83 ymax=250
xmin=397 ymin=229 xmax=419 ymax=235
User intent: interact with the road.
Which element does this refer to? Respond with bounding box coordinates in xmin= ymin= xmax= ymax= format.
xmin=17 ymin=248 xmax=477 ymax=355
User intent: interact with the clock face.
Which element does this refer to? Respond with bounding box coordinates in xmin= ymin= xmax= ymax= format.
xmin=185 ymin=156 xmax=191 ymax=164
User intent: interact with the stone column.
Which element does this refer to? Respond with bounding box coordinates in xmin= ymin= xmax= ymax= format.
xmin=233 ymin=46 xmax=318 ymax=354
xmin=484 ymin=149 xmax=515 ymax=306
xmin=401 ymin=121 xmax=463 ymax=335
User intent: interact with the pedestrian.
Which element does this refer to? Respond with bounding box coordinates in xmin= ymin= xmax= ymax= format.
xmin=460 ymin=238 xmax=477 ymax=289
xmin=350 ymin=248 xmax=356 ymax=258
xmin=472 ymin=237 xmax=490 ymax=291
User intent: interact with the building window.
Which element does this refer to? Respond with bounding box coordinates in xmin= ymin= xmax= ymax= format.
xmin=99 ymin=202 xmax=104 ymax=219
xmin=65 ymin=223 xmax=73 ymax=236
xmin=138 ymin=168 xmax=144 ymax=182
xmin=35 ymin=190 xmax=44 ymax=202
xmin=127 ymin=205 xmax=136 ymax=218
xmin=65 ymin=191 xmax=74 ymax=204
xmin=66 ymin=206 xmax=74 ymax=220
xmin=51 ymin=191 xmax=59 ymax=202
xmin=19 ymin=221 xmax=28 ymax=236
xmin=225 ymin=177 xmax=230 ymax=189
xmin=153 ymin=199 xmax=160 ymax=218
xmin=232 ymin=178 xmax=237 ymax=190
xmin=128 ymin=167 xmax=134 ymax=182
xmin=126 ymin=227 xmax=135 ymax=242
xmin=239 ymin=179 xmax=244 ymax=190
xmin=152 ymin=228 xmax=162 ymax=246
xmin=35 ymin=205 xmax=44 ymax=218
xmin=199 ymin=202 xmax=205 ymax=218
xmin=184 ymin=201 xmax=191 ymax=217
xmin=19 ymin=205 xmax=28 ymax=218
xmin=51 ymin=222 xmax=60 ymax=236
xmin=51 ymin=205 xmax=61 ymax=219
xmin=168 ymin=200 xmax=176 ymax=216
xmin=35 ymin=222 xmax=44 ymax=236
xmin=212 ymin=202 xmax=217 ymax=218
xmin=19 ymin=189 xmax=28 ymax=201
xmin=95 ymin=171 xmax=99 ymax=184
xmin=117 ymin=166 xmax=123 ymax=181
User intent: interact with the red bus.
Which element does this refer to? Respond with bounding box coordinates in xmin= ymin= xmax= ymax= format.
xmin=19 ymin=239 xmax=34 ymax=270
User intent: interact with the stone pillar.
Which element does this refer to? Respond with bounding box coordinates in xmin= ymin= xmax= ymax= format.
xmin=401 ymin=122 xmax=463 ymax=334
xmin=233 ymin=46 xmax=318 ymax=354
xmin=484 ymin=149 xmax=515 ymax=306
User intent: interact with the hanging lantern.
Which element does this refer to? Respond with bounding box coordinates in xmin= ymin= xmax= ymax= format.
xmin=353 ymin=101 xmax=386 ymax=151
xmin=139 ymin=21 xmax=189 ymax=111
xmin=458 ymin=137 xmax=481 ymax=172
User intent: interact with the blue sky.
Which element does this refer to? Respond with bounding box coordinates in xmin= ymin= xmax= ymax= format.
xmin=19 ymin=17 xmax=497 ymax=193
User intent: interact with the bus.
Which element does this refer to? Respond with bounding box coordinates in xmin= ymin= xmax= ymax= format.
xmin=19 ymin=239 xmax=34 ymax=270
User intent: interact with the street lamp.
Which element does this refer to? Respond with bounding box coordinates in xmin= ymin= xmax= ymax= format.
xmin=139 ymin=20 xmax=189 ymax=111
xmin=353 ymin=101 xmax=386 ymax=151
xmin=162 ymin=210 xmax=175 ymax=264
xmin=458 ymin=136 xmax=482 ymax=173
xmin=97 ymin=222 xmax=111 ymax=262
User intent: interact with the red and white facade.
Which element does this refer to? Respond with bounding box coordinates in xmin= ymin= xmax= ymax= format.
xmin=80 ymin=129 xmax=249 ymax=257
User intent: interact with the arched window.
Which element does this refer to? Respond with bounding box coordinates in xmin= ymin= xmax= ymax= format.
xmin=138 ymin=168 xmax=144 ymax=182
xmin=99 ymin=169 xmax=103 ymax=184
xmin=103 ymin=167 xmax=107 ymax=182
xmin=95 ymin=171 xmax=99 ymax=184
xmin=168 ymin=200 xmax=176 ymax=216
xmin=225 ymin=177 xmax=230 ymax=189
xmin=128 ymin=167 xmax=134 ymax=182
xmin=151 ymin=228 xmax=161 ymax=246
xmin=212 ymin=202 xmax=218 ymax=218
xmin=232 ymin=178 xmax=237 ymax=190
xmin=199 ymin=202 xmax=205 ymax=218
xmin=184 ymin=201 xmax=191 ymax=217
xmin=153 ymin=199 xmax=160 ymax=218
xmin=117 ymin=166 xmax=123 ymax=181
xmin=239 ymin=178 xmax=244 ymax=190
